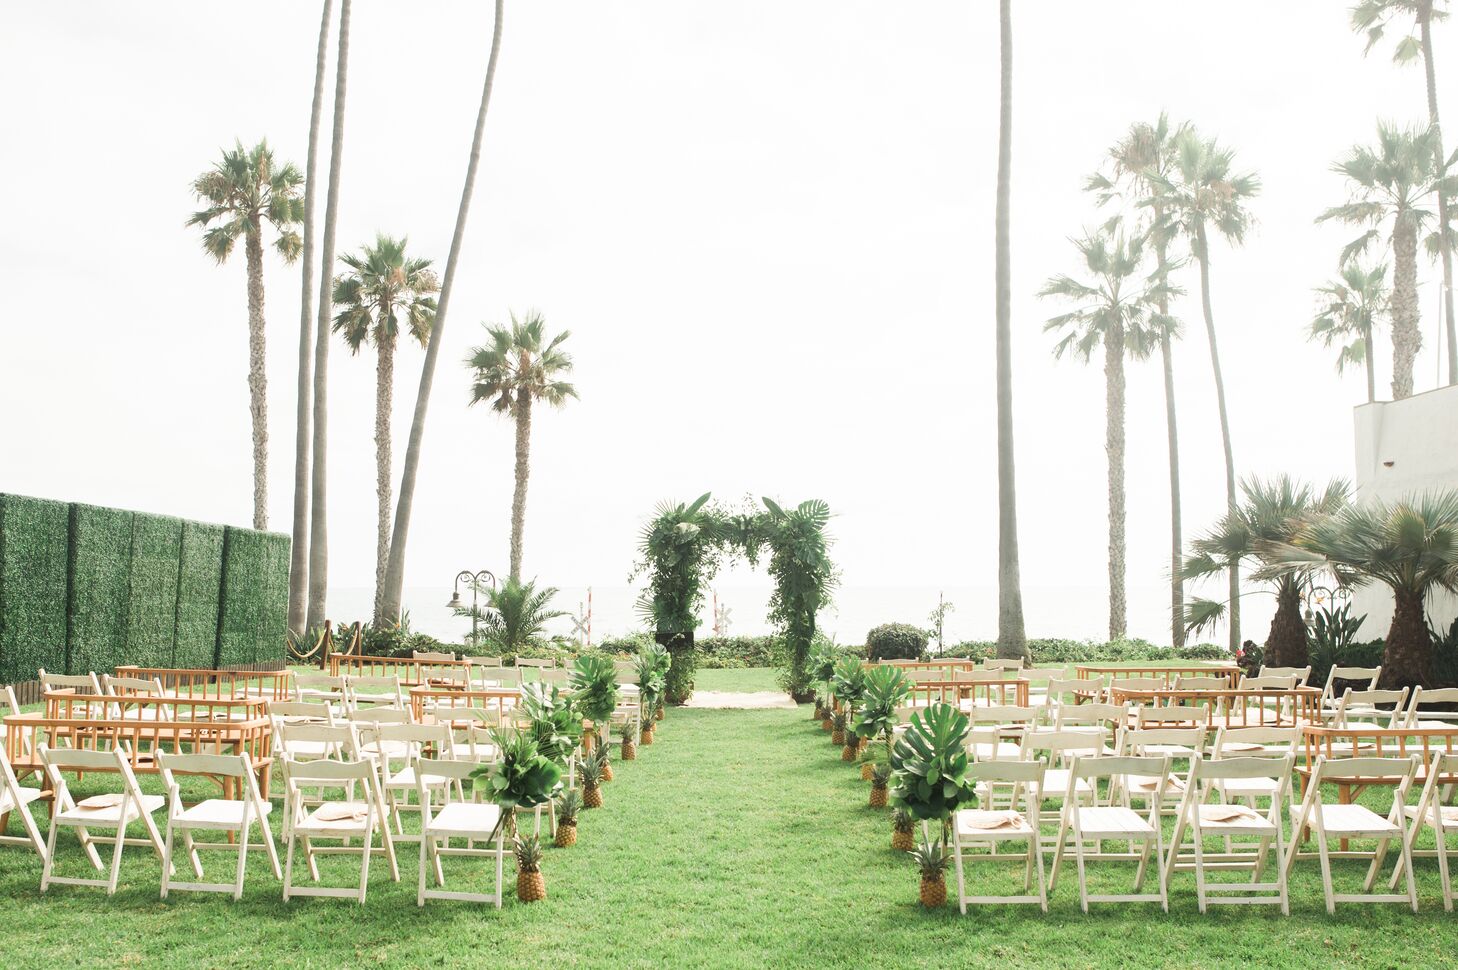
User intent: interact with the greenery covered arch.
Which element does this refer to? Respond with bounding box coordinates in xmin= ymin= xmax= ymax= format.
xmin=633 ymin=494 xmax=836 ymax=703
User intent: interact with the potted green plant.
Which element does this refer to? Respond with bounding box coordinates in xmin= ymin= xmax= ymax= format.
xmin=854 ymin=664 xmax=912 ymax=782
xmin=520 ymin=680 xmax=582 ymax=771
xmin=831 ymin=656 xmax=867 ymax=717
xmin=635 ymin=643 xmax=668 ymax=730
xmin=578 ymin=746 xmax=607 ymax=808
xmin=471 ymin=728 xmax=565 ymax=844
xmin=619 ymin=719 xmax=638 ymax=760
xmin=889 ymin=702 xmax=977 ymax=905
xmin=809 ymin=642 xmax=838 ymax=720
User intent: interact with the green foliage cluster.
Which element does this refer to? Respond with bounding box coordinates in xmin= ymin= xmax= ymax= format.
xmin=0 ymin=493 xmax=286 ymax=681
xmin=471 ymin=728 xmax=564 ymax=839
xmin=948 ymin=637 xmax=1229 ymax=664
xmin=519 ymin=680 xmax=582 ymax=768
xmin=889 ymin=703 xmax=978 ymax=824
xmin=865 ymin=622 xmax=929 ymax=662
xmin=569 ymin=653 xmax=619 ymax=732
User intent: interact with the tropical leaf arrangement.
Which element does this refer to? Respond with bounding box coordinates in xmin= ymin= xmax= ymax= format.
xmin=471 ymin=728 xmax=564 ymax=840
xmin=853 ymin=664 xmax=911 ymax=752
xmin=888 ymin=703 xmax=977 ymax=823
xmin=569 ymin=653 xmax=620 ymax=733
xmin=831 ymin=656 xmax=867 ymax=714
xmin=635 ymin=643 xmax=670 ymax=707
xmin=519 ymin=680 xmax=582 ymax=769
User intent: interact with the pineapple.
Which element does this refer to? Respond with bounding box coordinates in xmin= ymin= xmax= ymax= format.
xmin=554 ymin=790 xmax=581 ymax=848
xmin=912 ymin=837 xmax=949 ymax=908
xmin=891 ymin=808 xmax=915 ymax=852
xmin=821 ymin=713 xmax=833 ymax=732
xmin=869 ymin=763 xmax=891 ymax=808
xmin=655 ymin=704 xmax=665 ymax=722
xmin=640 ymin=723 xmax=655 ymax=745
xmin=600 ymin=739 xmax=615 ymax=783
xmin=831 ymin=712 xmax=847 ymax=747
xmin=841 ymin=727 xmax=859 ymax=762
xmin=515 ymin=835 xmax=546 ymax=902
xmin=619 ymin=722 xmax=638 ymax=761
xmin=579 ymin=751 xmax=605 ymax=809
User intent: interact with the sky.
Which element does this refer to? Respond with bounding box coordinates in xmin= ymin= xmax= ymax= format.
xmin=2 ymin=1 xmax=1453 ymax=645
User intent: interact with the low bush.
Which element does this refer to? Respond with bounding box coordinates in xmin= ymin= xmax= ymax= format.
xmin=945 ymin=637 xmax=1230 ymax=665
xmin=866 ymin=623 xmax=928 ymax=662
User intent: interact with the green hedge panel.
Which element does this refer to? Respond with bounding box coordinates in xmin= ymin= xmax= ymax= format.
xmin=256 ymin=533 xmax=290 ymax=666
xmin=68 ymin=504 xmax=136 ymax=675
xmin=0 ymin=494 xmax=70 ymax=683
xmin=125 ymin=513 xmax=183 ymax=669
xmin=174 ymin=521 xmax=225 ymax=669
xmin=217 ymin=527 xmax=266 ymax=667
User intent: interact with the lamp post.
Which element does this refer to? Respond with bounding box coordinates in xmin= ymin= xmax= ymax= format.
xmin=1302 ymin=583 xmax=1350 ymax=625
xmin=447 ymin=569 xmax=497 ymax=646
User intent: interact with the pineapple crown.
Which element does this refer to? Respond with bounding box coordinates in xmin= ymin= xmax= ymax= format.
xmin=832 ymin=711 xmax=848 ymax=729
xmin=872 ymin=762 xmax=892 ymax=786
xmin=514 ymin=834 xmax=545 ymax=872
xmin=618 ymin=719 xmax=636 ymax=741
xmin=892 ymin=808 xmax=914 ymax=833
xmin=556 ymin=788 xmax=582 ymax=826
xmin=910 ymin=837 xmax=950 ymax=878
xmin=577 ymin=751 xmax=605 ymax=786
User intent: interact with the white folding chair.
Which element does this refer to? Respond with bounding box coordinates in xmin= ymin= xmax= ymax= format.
xmin=952 ymin=759 xmax=1048 ymax=912
xmin=349 ymin=675 xmax=406 ymax=711
xmin=101 ymin=674 xmax=173 ymax=721
xmin=1257 ymin=665 xmax=1311 ymax=687
xmin=415 ymin=757 xmax=506 ymax=907
xmin=1284 ymin=755 xmax=1419 ymax=914
xmin=981 ymin=658 xmax=1024 ymax=674
xmin=1053 ymin=703 xmax=1127 ymax=755
xmin=1166 ymin=753 xmax=1293 ymax=913
xmin=295 ymin=673 xmax=351 ymax=713
xmin=968 ymin=706 xmax=1038 ymax=761
xmin=1020 ymin=728 xmax=1107 ymax=847
xmin=0 ymin=743 xmax=47 ymax=862
xmin=1051 ymin=754 xmax=1172 ymax=913
xmin=349 ymin=708 xmax=415 ymax=761
xmin=1210 ymin=726 xmax=1300 ymax=806
xmin=38 ymin=744 xmax=166 ymax=894
xmin=1392 ymin=751 xmax=1458 ymax=910
xmin=370 ymin=723 xmax=456 ymax=841
xmin=36 ymin=670 xmax=105 ymax=720
xmin=157 ymin=751 xmax=280 ymax=900
xmin=1030 ymin=674 xmax=1096 ymax=720
xmin=1116 ymin=727 xmax=1206 ymax=809
xmin=282 ymin=757 xmax=398 ymax=903
xmin=413 ymin=650 xmax=457 ymax=663
xmin=1319 ymin=665 xmax=1382 ymax=718
xmin=467 ymin=663 xmax=518 ymax=690
xmin=1404 ymin=687 xmax=1458 ymax=730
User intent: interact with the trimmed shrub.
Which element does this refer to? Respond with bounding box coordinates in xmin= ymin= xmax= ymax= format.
xmin=67 ymin=503 xmax=135 ymax=675
xmin=866 ymin=623 xmax=929 ymax=662
xmin=125 ymin=513 xmax=183 ymax=669
xmin=0 ymin=494 xmax=70 ymax=683
xmin=174 ymin=520 xmax=225 ymax=668
xmin=256 ymin=533 xmax=289 ymax=666
xmin=948 ymin=638 xmax=1230 ymax=664
xmin=217 ymin=527 xmax=266 ymax=667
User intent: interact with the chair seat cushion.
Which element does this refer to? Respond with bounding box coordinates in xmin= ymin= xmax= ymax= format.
xmin=300 ymin=801 xmax=373 ymax=832
xmin=955 ymin=809 xmax=1033 ymax=837
xmin=1187 ymin=802 xmax=1276 ymax=831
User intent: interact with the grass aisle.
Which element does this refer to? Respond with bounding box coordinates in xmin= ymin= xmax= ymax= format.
xmin=2 ymin=678 xmax=1458 ymax=967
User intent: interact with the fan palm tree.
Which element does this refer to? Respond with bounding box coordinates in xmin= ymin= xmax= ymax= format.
xmin=287 ymin=0 xmax=335 ymax=637
xmin=1153 ymin=128 xmax=1260 ymax=652
xmin=1308 ymin=261 xmax=1389 ymax=403
xmin=1039 ymin=224 xmax=1179 ymax=640
xmin=1087 ymin=113 xmax=1191 ymax=647
xmin=188 ymin=140 xmax=304 ymax=531
xmin=382 ymin=0 xmax=507 ymax=621
xmin=1318 ymin=122 xmax=1454 ymax=400
xmin=466 ymin=311 xmax=577 ymax=582
xmin=1265 ymin=490 xmax=1458 ymax=688
xmin=1352 ymin=0 xmax=1457 ymax=384
xmin=470 ymin=577 xmax=568 ymax=654
xmin=994 ymin=0 xmax=1028 ymax=662
xmin=1184 ymin=476 xmax=1350 ymax=667
xmin=332 ymin=235 xmax=439 ymax=623
xmin=306 ymin=0 xmax=351 ymax=631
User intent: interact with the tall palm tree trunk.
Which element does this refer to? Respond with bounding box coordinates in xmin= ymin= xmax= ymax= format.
xmin=509 ymin=392 xmax=532 ymax=582
xmin=1105 ymin=321 xmax=1127 ymax=640
xmin=1382 ymin=587 xmax=1433 ymax=689
xmin=1195 ymin=223 xmax=1239 ymax=651
xmin=1419 ymin=2 xmax=1458 ymax=385
xmin=287 ymin=0 xmax=334 ymax=637
xmin=306 ymin=0 xmax=350 ymax=631
xmin=1391 ymin=213 xmax=1421 ymax=400
xmin=1263 ymin=578 xmax=1307 ymax=667
xmin=382 ymin=0 xmax=506 ymax=620
xmin=373 ymin=335 xmax=394 ymax=624
xmin=994 ymin=0 xmax=1028 ymax=661
xmin=1364 ymin=329 xmax=1376 ymax=404
xmin=243 ymin=229 xmax=269 ymax=531
xmin=1155 ymin=237 xmax=1184 ymax=648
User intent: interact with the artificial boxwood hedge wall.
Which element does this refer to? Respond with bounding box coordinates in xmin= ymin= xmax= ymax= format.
xmin=0 ymin=493 xmax=287 ymax=683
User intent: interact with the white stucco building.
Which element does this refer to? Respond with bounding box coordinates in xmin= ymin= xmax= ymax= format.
xmin=1350 ymin=383 xmax=1458 ymax=638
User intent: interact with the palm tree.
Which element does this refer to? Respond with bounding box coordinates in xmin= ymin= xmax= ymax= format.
xmin=1088 ymin=113 xmax=1190 ymax=647
xmin=466 ymin=311 xmax=577 ymax=582
xmin=287 ymin=0 xmax=335 ymax=637
xmin=1267 ymin=490 xmax=1458 ymax=688
xmin=1039 ymin=224 xmax=1179 ymax=640
xmin=1308 ymin=261 xmax=1389 ymax=403
xmin=305 ymin=0 xmax=351 ymax=632
xmin=382 ymin=0 xmax=507 ymax=621
xmin=1319 ymin=122 xmax=1452 ymax=401
xmin=1184 ymin=476 xmax=1350 ymax=667
xmin=994 ymin=0 xmax=1028 ymax=662
xmin=467 ymin=577 xmax=568 ymax=653
xmin=332 ymin=235 xmax=439 ymax=623
xmin=1154 ymin=128 xmax=1261 ymax=652
xmin=1352 ymin=0 xmax=1457 ymax=384
xmin=188 ymin=140 xmax=304 ymax=531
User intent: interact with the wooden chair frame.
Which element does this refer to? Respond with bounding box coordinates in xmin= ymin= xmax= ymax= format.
xmin=157 ymin=750 xmax=281 ymax=900
xmin=952 ymin=759 xmax=1048 ymax=912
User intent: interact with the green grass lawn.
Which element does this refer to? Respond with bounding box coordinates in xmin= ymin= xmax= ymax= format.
xmin=3 ymin=681 xmax=1458 ymax=968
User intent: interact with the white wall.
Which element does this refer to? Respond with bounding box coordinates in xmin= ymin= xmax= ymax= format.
xmin=1350 ymin=384 xmax=1458 ymax=638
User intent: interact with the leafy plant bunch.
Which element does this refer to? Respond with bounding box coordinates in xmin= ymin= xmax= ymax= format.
xmin=809 ymin=640 xmax=839 ymax=711
xmin=519 ymin=680 xmax=582 ymax=769
xmin=889 ymin=703 xmax=978 ymax=829
xmin=456 ymin=577 xmax=568 ymax=653
xmin=854 ymin=664 xmax=912 ymax=763
xmin=752 ymin=498 xmax=838 ymax=701
xmin=831 ymin=656 xmax=867 ymax=715
xmin=471 ymin=728 xmax=564 ymax=841
xmin=635 ymin=642 xmax=670 ymax=713
xmin=569 ymin=653 xmax=619 ymax=744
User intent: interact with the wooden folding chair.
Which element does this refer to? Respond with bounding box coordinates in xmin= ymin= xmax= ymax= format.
xmin=1116 ymin=727 xmax=1206 ymax=810
xmin=1210 ymin=726 xmax=1300 ymax=806
xmin=349 ymin=675 xmax=406 ymax=711
xmin=370 ymin=723 xmax=456 ymax=841
xmin=1020 ymin=729 xmax=1107 ymax=850
xmin=1053 ymin=703 xmax=1127 ymax=754
xmin=349 ymin=708 xmax=415 ymax=761
xmin=1403 ymin=687 xmax=1458 ymax=730
xmin=281 ymin=756 xmax=398 ymax=903
xmin=981 ymin=658 xmax=1024 ymax=673
xmin=0 ymin=743 xmax=47 ymax=862
xmin=413 ymin=651 xmax=457 ymax=663
xmin=1051 ymin=754 xmax=1172 ymax=912
xmin=1029 ymin=674 xmax=1097 ymax=720
xmin=415 ymin=757 xmax=506 ymax=907
xmin=101 ymin=674 xmax=174 ymax=721
xmin=952 ymin=759 xmax=1048 ymax=912
xmin=39 ymin=744 xmax=166 ymax=895
xmin=1391 ymin=751 xmax=1458 ymax=910
xmin=295 ymin=673 xmax=351 ymax=713
xmin=1166 ymin=753 xmax=1293 ymax=913
xmin=157 ymin=751 xmax=280 ymax=900
xmin=1257 ymin=665 xmax=1311 ymax=687
xmin=1284 ymin=755 xmax=1418 ymax=914
xmin=1319 ymin=665 xmax=1381 ymax=719
xmin=967 ymin=706 xmax=1037 ymax=761
xmin=37 ymin=670 xmax=105 ymax=720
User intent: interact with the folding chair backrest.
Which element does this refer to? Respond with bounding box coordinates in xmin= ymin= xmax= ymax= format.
xmin=524 ymin=668 xmax=567 ymax=686
xmin=1072 ymin=753 xmax=1169 ymax=782
xmin=373 ymin=722 xmax=451 ymax=754
xmin=1191 ymin=752 xmax=1295 ymax=784
xmin=1212 ymin=725 xmax=1299 ymax=757
xmin=1311 ymin=755 xmax=1418 ymax=787
xmin=970 ymin=705 xmax=1039 ymax=726
xmin=464 ymin=656 xmax=503 ymax=668
xmin=284 ymin=756 xmax=374 ymax=786
xmin=515 ymin=658 xmax=555 ymax=669
xmin=1322 ymin=665 xmax=1381 ymax=706
xmin=156 ymin=750 xmax=252 ymax=781
xmin=952 ymin=670 xmax=1005 ymax=685
xmin=3 ymin=685 xmax=18 ymax=717
xmin=295 ymin=673 xmax=348 ymax=695
xmin=1023 ymin=728 xmax=1108 ymax=760
xmin=1258 ymin=665 xmax=1311 ymax=686
xmin=415 ymin=756 xmax=479 ymax=785
xmin=413 ymin=650 xmax=457 ymax=662
xmin=966 ymin=757 xmax=1046 ymax=786
xmin=1405 ymin=687 xmax=1458 ymax=727
xmin=1040 ymin=677 xmax=1089 ymax=705
xmin=982 ymin=658 xmax=1023 ymax=673
xmin=102 ymin=675 xmax=165 ymax=697
xmin=40 ymin=744 xmax=123 ymax=773
xmin=39 ymin=670 xmax=103 ymax=711
xmin=1056 ymin=703 xmax=1127 ymax=729
xmin=347 ymin=708 xmax=412 ymax=726
xmin=1120 ymin=727 xmax=1206 ymax=756
xmin=1240 ymin=674 xmax=1299 ymax=691
xmin=1173 ymin=675 xmax=1227 ymax=691
xmin=349 ymin=675 xmax=403 ymax=703
xmin=471 ymin=665 xmax=518 ymax=688
xmin=1336 ymin=687 xmax=1409 ymax=727
xmin=1135 ymin=704 xmax=1206 ymax=729
xmin=279 ymin=722 xmax=358 ymax=757
xmin=269 ymin=701 xmax=335 ymax=723
xmin=1115 ymin=677 xmax=1164 ymax=691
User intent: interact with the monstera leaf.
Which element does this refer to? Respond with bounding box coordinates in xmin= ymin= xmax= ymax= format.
xmin=520 ymin=681 xmax=581 ymax=768
xmin=569 ymin=654 xmax=620 ymax=726
xmin=889 ymin=703 xmax=976 ymax=821
xmin=472 ymin=729 xmax=565 ymax=839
